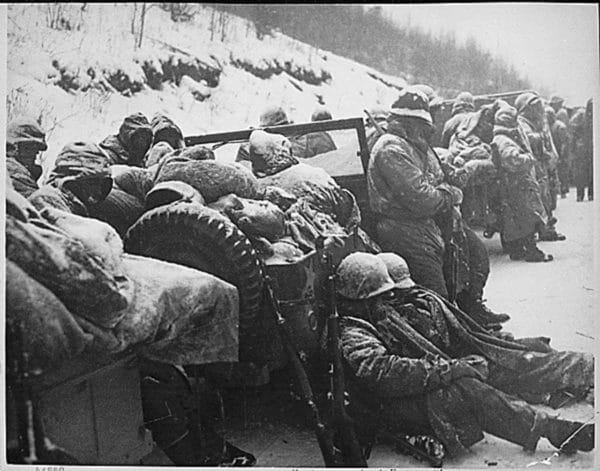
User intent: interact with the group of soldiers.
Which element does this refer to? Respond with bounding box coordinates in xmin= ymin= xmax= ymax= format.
xmin=4 ymin=83 xmax=595 ymax=466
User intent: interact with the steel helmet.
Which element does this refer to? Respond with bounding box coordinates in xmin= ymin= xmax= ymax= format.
xmin=549 ymin=94 xmax=564 ymax=106
xmin=515 ymin=92 xmax=540 ymax=113
xmin=259 ymin=106 xmax=290 ymax=127
xmin=377 ymin=252 xmax=415 ymax=289
xmin=336 ymin=252 xmax=395 ymax=300
xmin=410 ymin=84 xmax=443 ymax=108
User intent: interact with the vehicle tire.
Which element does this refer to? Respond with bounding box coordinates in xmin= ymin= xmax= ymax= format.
xmin=124 ymin=201 xmax=265 ymax=361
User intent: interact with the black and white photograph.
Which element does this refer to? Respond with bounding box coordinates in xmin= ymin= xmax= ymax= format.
xmin=2 ymin=3 xmax=598 ymax=469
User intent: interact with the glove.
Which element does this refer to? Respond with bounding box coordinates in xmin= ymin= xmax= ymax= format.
xmin=448 ymin=360 xmax=487 ymax=382
xmin=438 ymin=183 xmax=463 ymax=206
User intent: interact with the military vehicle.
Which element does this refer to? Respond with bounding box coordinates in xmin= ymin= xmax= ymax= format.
xmin=6 ymin=117 xmax=379 ymax=467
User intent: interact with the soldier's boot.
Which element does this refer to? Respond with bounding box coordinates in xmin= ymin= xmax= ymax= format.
xmin=543 ymin=418 xmax=595 ymax=454
xmin=456 ymin=292 xmax=510 ymax=328
xmin=538 ymin=216 xmax=566 ymax=241
xmin=140 ymin=360 xmax=256 ymax=466
xmin=522 ymin=241 xmax=554 ymax=263
xmin=505 ymin=238 xmax=527 ymax=260
xmin=468 ymin=299 xmax=510 ymax=326
xmin=576 ymin=187 xmax=585 ymax=202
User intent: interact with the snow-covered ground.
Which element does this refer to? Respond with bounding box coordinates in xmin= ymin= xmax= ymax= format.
xmin=7 ymin=3 xmax=405 ymax=174
xmin=211 ymin=193 xmax=595 ymax=469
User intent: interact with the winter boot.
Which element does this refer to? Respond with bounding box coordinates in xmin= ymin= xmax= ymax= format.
xmin=544 ymin=418 xmax=595 ymax=454
xmin=523 ymin=245 xmax=553 ymax=263
xmin=523 ymin=237 xmax=553 ymax=262
xmin=469 ymin=299 xmax=510 ymax=325
xmin=505 ymin=238 xmax=527 ymax=260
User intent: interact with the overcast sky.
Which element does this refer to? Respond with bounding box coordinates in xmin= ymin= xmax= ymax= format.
xmin=380 ymin=3 xmax=598 ymax=106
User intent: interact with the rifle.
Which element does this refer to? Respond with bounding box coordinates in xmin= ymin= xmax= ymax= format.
xmin=262 ymin=272 xmax=337 ymax=467
xmin=445 ymin=207 xmax=462 ymax=304
xmin=322 ymin=249 xmax=368 ymax=467
xmin=364 ymin=109 xmax=385 ymax=137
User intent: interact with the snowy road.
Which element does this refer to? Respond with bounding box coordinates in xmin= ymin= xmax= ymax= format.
xmin=216 ymin=192 xmax=597 ymax=469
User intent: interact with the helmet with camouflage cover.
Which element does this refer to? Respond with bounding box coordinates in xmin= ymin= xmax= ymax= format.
xmin=336 ymin=252 xmax=395 ymax=300
xmin=376 ymin=252 xmax=415 ymax=289
xmin=259 ymin=105 xmax=290 ymax=127
xmin=515 ymin=92 xmax=541 ymax=113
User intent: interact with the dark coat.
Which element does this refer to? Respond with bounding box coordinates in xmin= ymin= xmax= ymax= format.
xmin=292 ymin=131 xmax=337 ymax=158
xmin=570 ymin=108 xmax=593 ymax=188
xmin=99 ymin=113 xmax=153 ymax=167
xmin=6 ymin=157 xmax=40 ymax=198
xmin=341 ymin=287 xmax=593 ymax=454
xmin=492 ymin=128 xmax=547 ymax=241
xmin=441 ymin=111 xmax=473 ymax=148
xmin=29 ymin=142 xmax=113 ymax=217
xmin=368 ymin=121 xmax=453 ymax=223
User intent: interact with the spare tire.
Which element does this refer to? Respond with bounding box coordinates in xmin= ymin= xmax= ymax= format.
xmin=124 ymin=202 xmax=265 ymax=361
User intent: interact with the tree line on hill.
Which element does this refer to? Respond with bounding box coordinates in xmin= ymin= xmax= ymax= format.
xmin=212 ymin=4 xmax=532 ymax=97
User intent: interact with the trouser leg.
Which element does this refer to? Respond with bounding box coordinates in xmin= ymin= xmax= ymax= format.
xmin=456 ymin=378 xmax=542 ymax=449
xmin=377 ymin=220 xmax=448 ymax=299
xmin=487 ymin=351 xmax=594 ymax=399
xmin=457 ymin=227 xmax=489 ymax=305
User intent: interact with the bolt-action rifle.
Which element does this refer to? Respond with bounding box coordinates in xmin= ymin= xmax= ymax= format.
xmin=263 ymin=272 xmax=337 ymax=467
xmin=322 ymin=249 xmax=368 ymax=467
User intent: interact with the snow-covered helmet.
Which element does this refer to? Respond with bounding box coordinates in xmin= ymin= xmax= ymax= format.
xmin=259 ymin=105 xmax=290 ymax=127
xmin=515 ymin=92 xmax=541 ymax=113
xmin=376 ymin=252 xmax=415 ymax=289
xmin=336 ymin=252 xmax=395 ymax=300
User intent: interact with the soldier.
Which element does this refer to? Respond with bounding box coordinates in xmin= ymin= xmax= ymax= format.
xmin=546 ymin=106 xmax=570 ymax=198
xmin=99 ymin=112 xmax=154 ymax=167
xmin=549 ymin=94 xmax=568 ymax=116
xmin=29 ymin=141 xmax=113 ymax=217
xmin=570 ymin=99 xmax=593 ymax=202
xmin=368 ymin=88 xmax=508 ymax=328
xmin=336 ymin=252 xmax=594 ymax=458
xmin=6 ymin=119 xmax=48 ymax=198
xmin=515 ymin=92 xmax=565 ymax=241
xmin=447 ymin=103 xmax=497 ymax=227
xmin=294 ymin=106 xmax=337 ymax=158
xmin=441 ymin=92 xmax=476 ymax=148
xmin=150 ymin=113 xmax=185 ymax=150
xmin=492 ymin=106 xmax=552 ymax=262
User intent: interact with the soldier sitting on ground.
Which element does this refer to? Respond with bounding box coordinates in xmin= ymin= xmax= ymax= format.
xmin=336 ymin=252 xmax=594 ymax=460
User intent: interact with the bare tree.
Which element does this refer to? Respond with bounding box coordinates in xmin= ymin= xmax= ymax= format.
xmin=131 ymin=3 xmax=157 ymax=49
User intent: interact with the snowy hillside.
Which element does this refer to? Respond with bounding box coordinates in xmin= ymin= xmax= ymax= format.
xmin=7 ymin=3 xmax=406 ymax=170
